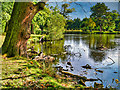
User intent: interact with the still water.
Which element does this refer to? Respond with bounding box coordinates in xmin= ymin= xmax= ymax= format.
xmin=31 ymin=34 xmax=119 ymax=88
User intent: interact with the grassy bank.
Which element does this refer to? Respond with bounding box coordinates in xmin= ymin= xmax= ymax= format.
xmin=1 ymin=56 xmax=84 ymax=89
xmin=64 ymin=30 xmax=120 ymax=34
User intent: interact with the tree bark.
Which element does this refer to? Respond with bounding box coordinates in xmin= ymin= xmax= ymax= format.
xmin=2 ymin=2 xmax=45 ymax=57
xmin=100 ymin=24 xmax=102 ymax=32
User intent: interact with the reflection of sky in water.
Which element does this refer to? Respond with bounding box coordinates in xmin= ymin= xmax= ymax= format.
xmin=59 ymin=34 xmax=119 ymax=88
xmin=32 ymin=34 xmax=119 ymax=88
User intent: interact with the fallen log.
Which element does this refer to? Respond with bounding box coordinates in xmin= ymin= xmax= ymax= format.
xmin=60 ymin=71 xmax=87 ymax=81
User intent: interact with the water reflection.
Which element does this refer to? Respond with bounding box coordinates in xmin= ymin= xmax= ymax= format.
xmin=89 ymin=50 xmax=106 ymax=62
xmin=63 ymin=34 xmax=118 ymax=88
xmin=81 ymin=34 xmax=117 ymax=50
xmin=30 ymin=34 xmax=119 ymax=88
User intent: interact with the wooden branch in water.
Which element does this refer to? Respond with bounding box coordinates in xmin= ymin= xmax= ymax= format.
xmin=97 ymin=78 xmax=103 ymax=84
xmin=108 ymin=57 xmax=115 ymax=63
xmin=60 ymin=71 xmax=87 ymax=81
xmin=86 ymin=78 xmax=98 ymax=81
xmin=107 ymin=57 xmax=115 ymax=66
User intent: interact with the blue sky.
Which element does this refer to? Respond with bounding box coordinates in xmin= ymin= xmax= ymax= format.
xmin=47 ymin=2 xmax=119 ymax=20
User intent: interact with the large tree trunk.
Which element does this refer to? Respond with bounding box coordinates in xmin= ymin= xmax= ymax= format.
xmin=2 ymin=2 xmax=45 ymax=57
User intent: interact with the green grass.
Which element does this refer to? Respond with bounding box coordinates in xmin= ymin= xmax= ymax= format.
xmin=1 ymin=56 xmax=84 ymax=89
xmin=31 ymin=34 xmax=46 ymax=37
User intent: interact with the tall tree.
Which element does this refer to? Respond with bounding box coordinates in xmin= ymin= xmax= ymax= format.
xmin=2 ymin=2 xmax=45 ymax=57
xmin=90 ymin=3 xmax=110 ymax=32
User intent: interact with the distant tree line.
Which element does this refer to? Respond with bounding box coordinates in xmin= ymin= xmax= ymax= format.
xmin=65 ymin=3 xmax=120 ymax=32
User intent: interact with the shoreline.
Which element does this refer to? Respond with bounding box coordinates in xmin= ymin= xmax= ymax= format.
xmin=64 ymin=30 xmax=120 ymax=34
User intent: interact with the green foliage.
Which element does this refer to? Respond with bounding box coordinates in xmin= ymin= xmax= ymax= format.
xmin=2 ymin=2 xmax=120 ymax=38
xmin=90 ymin=3 xmax=119 ymax=32
xmin=90 ymin=3 xmax=110 ymax=31
xmin=65 ymin=18 xmax=81 ymax=30
xmin=47 ymin=13 xmax=66 ymax=40
xmin=107 ymin=21 xmax=116 ymax=31
xmin=65 ymin=17 xmax=96 ymax=31
xmin=81 ymin=18 xmax=96 ymax=31
xmin=90 ymin=3 xmax=110 ymax=18
xmin=32 ymin=7 xmax=51 ymax=34
xmin=65 ymin=2 xmax=120 ymax=32
xmin=1 ymin=2 xmax=14 ymax=32
xmin=33 ymin=6 xmax=66 ymax=40
xmin=117 ymin=22 xmax=120 ymax=30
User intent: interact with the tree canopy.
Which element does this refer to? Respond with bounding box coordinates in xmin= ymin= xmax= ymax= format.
xmin=65 ymin=2 xmax=120 ymax=32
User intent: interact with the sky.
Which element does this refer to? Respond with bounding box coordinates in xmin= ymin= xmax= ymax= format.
xmin=47 ymin=2 xmax=119 ymax=20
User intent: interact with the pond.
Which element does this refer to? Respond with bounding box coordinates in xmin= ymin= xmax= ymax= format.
xmin=30 ymin=34 xmax=119 ymax=88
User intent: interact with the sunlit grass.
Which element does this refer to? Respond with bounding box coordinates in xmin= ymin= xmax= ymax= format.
xmin=1 ymin=57 xmax=83 ymax=89
xmin=31 ymin=34 xmax=46 ymax=37
xmin=64 ymin=30 xmax=120 ymax=34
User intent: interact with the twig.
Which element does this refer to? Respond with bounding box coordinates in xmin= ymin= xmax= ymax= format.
xmin=108 ymin=57 xmax=115 ymax=63
xmin=97 ymin=78 xmax=103 ymax=84
xmin=107 ymin=57 xmax=115 ymax=66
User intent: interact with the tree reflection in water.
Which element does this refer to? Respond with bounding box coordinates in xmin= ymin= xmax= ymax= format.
xmin=80 ymin=34 xmax=116 ymax=62
xmin=89 ymin=50 xmax=106 ymax=62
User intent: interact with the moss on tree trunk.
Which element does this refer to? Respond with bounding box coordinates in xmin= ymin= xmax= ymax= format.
xmin=2 ymin=2 xmax=45 ymax=57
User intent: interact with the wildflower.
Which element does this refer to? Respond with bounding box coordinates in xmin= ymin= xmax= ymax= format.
xmin=30 ymin=61 xmax=33 ymax=64
xmin=41 ymin=84 xmax=44 ymax=87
